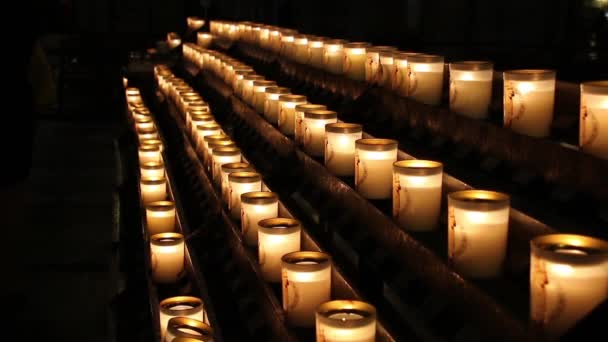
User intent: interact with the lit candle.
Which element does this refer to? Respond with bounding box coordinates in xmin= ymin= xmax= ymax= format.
xmin=197 ymin=32 xmax=213 ymax=48
xmin=293 ymin=35 xmax=310 ymax=64
xmin=135 ymin=116 xmax=155 ymax=131
xmin=295 ymin=104 xmax=326 ymax=147
xmin=449 ymin=61 xmax=493 ymax=118
xmin=150 ymin=232 xmax=185 ymax=283
xmin=392 ymin=52 xmax=420 ymax=96
xmin=503 ymin=69 xmax=556 ymax=137
xmin=221 ymin=162 xmax=254 ymax=205
xmin=232 ymin=69 xmax=254 ymax=94
xmin=258 ymin=218 xmax=301 ymax=282
xmin=308 ymin=37 xmax=326 ymax=69
xmin=159 ymin=296 xmax=205 ymax=340
xmin=165 ymin=317 xmax=213 ymax=342
xmin=203 ymin=135 xmax=232 ymax=169
xmin=229 ymin=172 xmax=262 ymax=220
xmin=408 ymin=54 xmax=445 ymax=105
xmin=282 ymin=251 xmax=332 ymax=327
xmin=269 ymin=28 xmax=281 ymax=52
xmin=146 ymin=201 xmax=176 ymax=235
xmin=252 ymin=80 xmax=277 ymax=114
xmin=189 ymin=114 xmax=215 ymax=138
xmin=378 ymin=51 xmax=395 ymax=89
xmin=323 ymin=40 xmax=345 ymax=75
xmin=241 ymin=74 xmax=264 ymax=105
xmin=264 ymin=87 xmax=291 ymax=124
xmin=212 ymin=146 xmax=241 ymax=186
xmin=316 ymin=300 xmax=377 ymax=342
xmin=167 ymin=32 xmax=182 ymax=49
xmin=393 ymin=160 xmax=443 ymax=231
xmin=240 ymin=192 xmax=279 ymax=246
xmin=365 ymin=46 xmax=397 ymax=85
xmin=122 ymin=76 xmax=128 ymax=89
xmin=131 ymin=106 xmax=149 ymax=120
xmin=137 ymin=127 xmax=159 ymax=143
xmin=448 ymin=190 xmax=510 ymax=278
xmin=303 ymin=109 xmax=338 ymax=157
xmin=140 ymin=161 xmax=165 ymax=179
xmin=125 ymin=87 xmax=141 ymax=104
xmin=195 ymin=123 xmax=222 ymax=153
xmin=343 ymin=43 xmax=369 ymax=81
xmin=259 ymin=26 xmax=270 ymax=49
xmin=187 ymin=16 xmax=205 ymax=31
xmin=139 ymin=145 xmax=162 ymax=164
xmin=278 ymin=95 xmax=307 ymax=136
xmin=280 ymin=33 xmax=296 ymax=59
xmin=140 ymin=177 xmax=167 ymax=204
xmin=530 ymin=234 xmax=608 ymax=340
xmin=355 ymin=139 xmax=398 ymax=199
xmin=140 ymin=139 xmax=164 ymax=153
xmin=325 ymin=123 xmax=363 ymax=176
xmin=580 ymin=81 xmax=608 ymax=159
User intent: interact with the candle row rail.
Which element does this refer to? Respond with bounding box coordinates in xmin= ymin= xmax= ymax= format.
xmin=175 ymin=46 xmax=607 ymax=340
xmin=151 ymin=67 xmax=399 ymax=341
xmin=120 ymin=86 xmax=221 ymax=341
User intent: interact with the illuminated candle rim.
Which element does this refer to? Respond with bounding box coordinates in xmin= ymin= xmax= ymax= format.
xmin=253 ymin=80 xmax=277 ymax=88
xmin=531 ymin=234 xmax=608 ymax=265
xmin=265 ymin=86 xmax=291 ymax=95
xmin=186 ymin=101 xmax=207 ymax=108
xmin=150 ymin=232 xmax=184 ymax=247
xmin=241 ymin=191 xmax=279 ymax=205
xmin=448 ymin=190 xmax=510 ymax=211
xmin=379 ymin=51 xmax=396 ymax=59
xmin=316 ymin=300 xmax=377 ymax=328
xmin=581 ymin=80 xmax=608 ymax=94
xmin=450 ymin=61 xmax=493 ymax=71
xmin=126 ymin=87 xmax=140 ymax=95
xmin=408 ymin=54 xmax=444 ymax=64
xmin=367 ymin=45 xmax=398 ymax=53
xmin=141 ymin=161 xmax=164 ymax=170
xmin=173 ymin=337 xmax=207 ymax=342
xmin=134 ymin=116 xmax=154 ymax=124
xmin=393 ymin=52 xmax=421 ymax=62
xmin=233 ymin=67 xmax=255 ymax=73
xmin=190 ymin=114 xmax=214 ymax=122
xmin=296 ymin=104 xmax=326 ymax=113
xmin=344 ymin=42 xmax=370 ymax=52
xmin=133 ymin=108 xmax=151 ymax=116
xmin=140 ymin=139 xmax=163 ymax=148
xmin=208 ymin=141 xmax=236 ymax=151
xmin=160 ymin=296 xmax=203 ymax=316
xmin=196 ymin=123 xmax=220 ymax=132
xmin=141 ymin=177 xmax=166 ymax=186
xmin=197 ymin=32 xmax=213 ymax=39
xmin=139 ymin=144 xmax=160 ymax=153
xmin=282 ymin=251 xmax=331 ymax=271
xmin=146 ymin=200 xmax=175 ymax=212
xmin=130 ymin=102 xmax=146 ymax=109
xmin=259 ymin=217 xmax=301 ymax=234
xmin=394 ymin=160 xmax=443 ymax=176
xmin=243 ymin=75 xmax=265 ymax=82
xmin=294 ymin=35 xmax=309 ymax=45
xmin=355 ymin=138 xmax=398 ymax=151
xmin=325 ymin=123 xmax=363 ymax=134
xmin=229 ymin=171 xmax=262 ymax=183
xmin=204 ymin=134 xmax=230 ymax=144
xmin=137 ymin=127 xmax=158 ymax=135
xmin=212 ymin=146 xmax=241 ymax=156
xmin=222 ymin=162 xmax=254 ymax=173
xmin=304 ymin=109 xmax=338 ymax=120
xmin=278 ymin=94 xmax=307 ymax=102
xmin=174 ymin=86 xmax=192 ymax=92
xmin=503 ymin=69 xmax=556 ymax=81
xmin=166 ymin=317 xmax=213 ymax=341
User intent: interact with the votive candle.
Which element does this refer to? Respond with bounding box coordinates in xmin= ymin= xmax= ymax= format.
xmin=278 ymin=95 xmax=307 ymax=136
xmin=258 ymin=218 xmax=301 ymax=282
xmin=355 ymin=139 xmax=398 ymax=199
xmin=579 ymin=81 xmax=608 ymax=159
xmin=146 ymin=200 xmax=176 ymax=235
xmin=303 ymin=109 xmax=338 ymax=157
xmin=449 ymin=61 xmax=494 ymax=118
xmin=240 ymin=191 xmax=279 ymax=246
xmin=212 ymin=146 xmax=241 ymax=186
xmin=316 ymin=300 xmax=377 ymax=342
xmin=160 ymin=296 xmax=205 ymax=339
xmin=150 ymin=232 xmax=185 ymax=284
xmin=229 ymin=172 xmax=262 ymax=220
xmin=408 ymin=54 xmax=445 ymax=105
xmin=325 ymin=123 xmax=363 ymax=176
xmin=295 ymin=104 xmax=326 ymax=147
xmin=324 ymin=40 xmax=346 ymax=75
xmin=221 ymin=162 xmax=254 ymax=205
xmin=252 ymin=80 xmax=277 ymax=113
xmin=343 ymin=43 xmax=369 ymax=81
xmin=140 ymin=177 xmax=167 ymax=204
xmin=141 ymin=161 xmax=165 ymax=179
xmin=264 ymin=87 xmax=291 ymax=124
xmin=165 ymin=317 xmax=213 ymax=342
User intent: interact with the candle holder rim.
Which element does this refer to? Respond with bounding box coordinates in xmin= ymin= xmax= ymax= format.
xmin=281 ymin=251 xmax=331 ymax=270
xmin=259 ymin=217 xmax=301 ymax=230
xmin=190 ymin=115 xmax=214 ymax=123
xmin=449 ymin=61 xmax=494 ymax=71
xmin=208 ymin=141 xmax=236 ymax=150
xmin=531 ymin=234 xmax=608 ymax=265
xmin=448 ymin=190 xmax=509 ymax=205
xmin=394 ymin=160 xmax=443 ymax=174
xmin=408 ymin=54 xmax=445 ymax=63
xmin=125 ymin=87 xmax=140 ymax=94
xmin=141 ymin=161 xmax=164 ymax=169
xmin=295 ymin=104 xmax=326 ymax=112
xmin=197 ymin=32 xmax=213 ymax=38
xmin=278 ymin=94 xmax=307 ymax=102
xmin=166 ymin=317 xmax=213 ymax=341
xmin=229 ymin=171 xmax=262 ymax=183
xmin=503 ymin=69 xmax=556 ymax=81
xmin=134 ymin=116 xmax=154 ymax=123
xmin=265 ymin=86 xmax=291 ymax=94
xmin=344 ymin=42 xmax=371 ymax=49
xmin=172 ymin=337 xmax=209 ymax=342
xmin=241 ymin=191 xmax=279 ymax=204
xmin=160 ymin=296 xmax=203 ymax=315
xmin=212 ymin=146 xmax=241 ymax=156
xmin=140 ymin=177 xmax=166 ymax=185
xmin=355 ymin=138 xmax=398 ymax=151
xmin=393 ymin=52 xmax=422 ymax=60
xmin=304 ymin=109 xmax=338 ymax=119
xmin=139 ymin=144 xmax=161 ymax=152
xmin=203 ymin=134 xmax=230 ymax=142
xmin=326 ymin=122 xmax=363 ymax=133
xmin=581 ymin=80 xmax=608 ymax=94
xmin=150 ymin=232 xmax=184 ymax=246
xmin=367 ymin=45 xmax=398 ymax=52
xmin=316 ymin=300 xmax=377 ymax=328
xmin=140 ymin=139 xmax=163 ymax=147
xmin=146 ymin=200 xmax=175 ymax=211
xmin=324 ymin=39 xmax=347 ymax=45
xmin=221 ymin=162 xmax=253 ymax=172
xmin=195 ymin=123 xmax=220 ymax=130
xmin=252 ymin=80 xmax=277 ymax=87
xmin=379 ymin=51 xmax=397 ymax=58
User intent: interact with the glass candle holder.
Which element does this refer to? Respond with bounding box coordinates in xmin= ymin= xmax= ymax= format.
xmin=355 ymin=139 xmax=398 ymax=199
xmin=146 ymin=201 xmax=176 ymax=235
xmin=530 ymin=234 xmax=608 ymax=340
xmin=166 ymin=317 xmax=213 ymax=342
xmin=252 ymin=80 xmax=277 ymax=114
xmin=303 ymin=110 xmax=338 ymax=157
xmin=282 ymin=251 xmax=332 ymax=327
xmin=140 ymin=139 xmax=163 ymax=155
xmin=125 ymin=87 xmax=141 ymax=104
xmin=448 ymin=190 xmax=510 ymax=278
xmin=408 ymin=54 xmax=445 ymax=106
xmin=187 ymin=16 xmax=205 ymax=31
xmin=278 ymin=95 xmax=307 ymax=136
xmin=203 ymin=134 xmax=230 ymax=163
xmin=229 ymin=172 xmax=262 ymax=220
xmin=132 ymin=107 xmax=151 ymax=121
xmin=503 ymin=69 xmax=556 ymax=137
xmin=233 ymin=70 xmax=254 ymax=92
xmin=258 ymin=218 xmax=301 ymax=282
xmin=293 ymin=35 xmax=310 ymax=64
xmin=365 ymin=46 xmax=397 ymax=84
xmin=137 ymin=127 xmax=159 ymax=143
xmin=325 ymin=123 xmax=363 ymax=176
xmin=393 ymin=52 xmax=420 ymax=96
xmin=221 ymin=162 xmax=254 ymax=205
xmin=212 ymin=146 xmax=242 ymax=186
xmin=140 ymin=177 xmax=167 ymax=204
xmin=160 ymin=296 xmax=205 ymax=340
xmin=189 ymin=114 xmax=215 ymax=137
xmin=324 ymin=40 xmax=346 ymax=74
xmin=343 ymin=43 xmax=369 ymax=81
xmin=141 ymin=161 xmax=165 ymax=179
xmin=207 ymin=141 xmax=236 ymax=173
xmin=580 ymin=81 xmax=608 ymax=159
xmin=378 ymin=51 xmax=396 ymax=89
xmin=139 ymin=145 xmax=162 ymax=164
xmin=195 ymin=123 xmax=222 ymax=153
xmin=264 ymin=87 xmax=291 ymax=124
xmin=197 ymin=33 xmax=213 ymax=48
xmin=316 ymin=300 xmax=377 ymax=342
xmin=135 ymin=116 xmax=155 ymax=131
xmin=280 ymin=33 xmax=296 ymax=59
xmin=150 ymin=232 xmax=185 ymax=283
xmin=393 ymin=160 xmax=443 ymax=232
xmin=241 ymin=75 xmax=265 ymax=104
xmin=167 ymin=32 xmax=182 ymax=49
xmin=240 ymin=192 xmax=279 ymax=246
xmin=295 ymin=104 xmax=326 ymax=147
xmin=449 ymin=61 xmax=494 ymax=118
xmin=308 ymin=37 xmax=326 ymax=68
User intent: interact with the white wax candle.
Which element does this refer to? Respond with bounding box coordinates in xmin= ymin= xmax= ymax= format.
xmin=293 ymin=36 xmax=309 ymax=64
xmin=295 ymin=104 xmax=327 ymax=147
xmin=303 ymin=110 xmax=338 ymax=157
xmin=449 ymin=61 xmax=493 ymax=118
xmin=270 ymin=29 xmax=281 ymax=52
xmin=448 ymin=190 xmax=510 ymax=278
xmin=194 ymin=123 xmax=221 ymax=154
xmin=408 ymin=54 xmax=445 ymax=105
xmin=503 ymin=70 xmax=556 ymax=137
xmin=252 ymin=81 xmax=277 ymax=114
xmin=282 ymin=252 xmax=332 ymax=327
xmin=355 ymin=139 xmax=398 ymax=199
xmin=325 ymin=123 xmax=363 ymax=176
xmin=379 ymin=52 xmax=395 ymax=89
xmin=229 ymin=172 xmax=262 ymax=220
xmin=263 ymin=87 xmax=291 ymax=124
xmin=146 ymin=201 xmax=176 ymax=235
xmin=159 ymin=296 xmax=205 ymax=339
xmin=165 ymin=317 xmax=213 ymax=342
xmin=324 ymin=41 xmax=345 ymax=74
xmin=280 ymin=34 xmax=295 ymax=58
xmin=135 ymin=117 xmax=155 ymax=131
xmin=308 ymin=39 xmax=325 ymax=68
xmin=139 ymin=145 xmax=162 ymax=164
xmin=221 ymin=162 xmax=254 ymax=206
xmin=530 ymin=234 xmax=608 ymax=340
xmin=393 ymin=160 xmax=443 ymax=231
xmin=138 ymin=128 xmax=159 ymax=143
xmin=212 ymin=147 xmax=241 ymax=186
xmin=141 ymin=161 xmax=165 ymax=179
xmin=197 ymin=32 xmax=213 ymax=48
xmin=233 ymin=70 xmax=253 ymax=93
xmin=150 ymin=233 xmax=185 ymax=284
xmin=343 ymin=44 xmax=368 ymax=81
xmin=241 ymin=75 xmax=264 ymax=105
xmin=241 ymin=192 xmax=279 ymax=246
xmin=258 ymin=218 xmax=301 ymax=282
xmin=316 ymin=300 xmax=377 ymax=342
xmin=278 ymin=95 xmax=307 ymax=136
xmin=141 ymin=178 xmax=167 ymax=204
xmin=202 ymin=135 xmax=231 ymax=165
xmin=580 ymin=81 xmax=608 ymax=159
